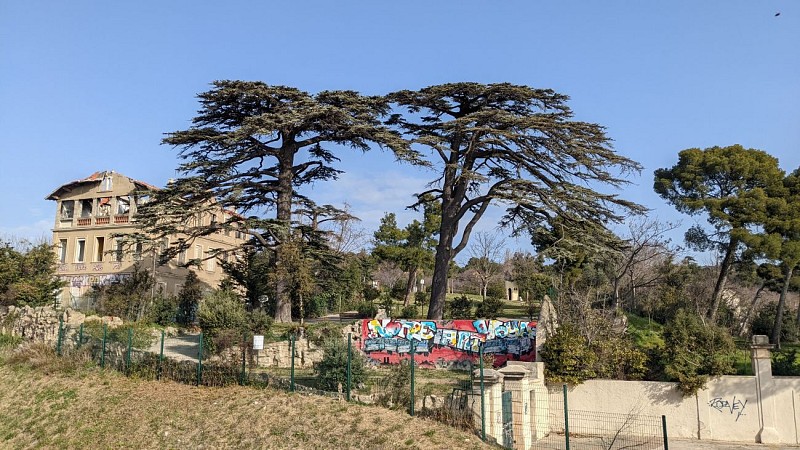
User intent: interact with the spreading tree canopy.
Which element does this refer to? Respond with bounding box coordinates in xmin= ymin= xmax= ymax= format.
xmin=654 ymin=145 xmax=784 ymax=323
xmin=388 ymin=82 xmax=644 ymax=319
xmin=136 ymin=81 xmax=406 ymax=322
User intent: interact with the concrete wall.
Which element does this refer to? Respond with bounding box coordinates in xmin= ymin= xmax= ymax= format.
xmin=548 ymin=373 xmax=800 ymax=444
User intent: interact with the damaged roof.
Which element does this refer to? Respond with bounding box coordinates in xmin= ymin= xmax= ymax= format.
xmin=45 ymin=170 xmax=160 ymax=200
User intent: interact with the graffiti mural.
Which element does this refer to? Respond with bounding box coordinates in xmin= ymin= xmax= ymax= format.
xmin=361 ymin=319 xmax=536 ymax=368
xmin=61 ymin=273 xmax=131 ymax=288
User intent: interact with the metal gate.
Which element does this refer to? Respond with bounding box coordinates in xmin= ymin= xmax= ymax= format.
xmin=502 ymin=390 xmax=514 ymax=448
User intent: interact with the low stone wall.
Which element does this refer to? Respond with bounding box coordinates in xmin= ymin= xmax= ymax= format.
xmin=0 ymin=305 xmax=122 ymax=344
xmin=253 ymin=338 xmax=324 ymax=369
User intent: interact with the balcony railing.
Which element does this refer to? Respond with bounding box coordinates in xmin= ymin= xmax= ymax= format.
xmin=114 ymin=215 xmax=130 ymax=224
xmin=95 ymin=216 xmax=110 ymax=225
xmin=76 ymin=218 xmax=91 ymax=226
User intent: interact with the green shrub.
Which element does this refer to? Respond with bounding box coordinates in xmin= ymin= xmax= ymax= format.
xmin=772 ymin=348 xmax=800 ymax=376
xmin=378 ymin=294 xmax=395 ymax=318
xmin=475 ymin=297 xmax=504 ymax=319
xmin=447 ymin=295 xmax=473 ymax=319
xmin=247 ymin=308 xmax=272 ymax=335
xmin=486 ymin=282 xmax=506 ymax=300
xmin=177 ymin=271 xmax=202 ymax=326
xmin=662 ymin=309 xmax=736 ymax=395
xmin=541 ymin=322 xmax=646 ymax=384
xmin=541 ymin=324 xmax=598 ymax=384
xmin=198 ymin=290 xmax=248 ymax=354
xmin=356 ymin=302 xmax=377 ymax=319
xmin=304 ymin=322 xmax=344 ymax=346
xmin=375 ymin=360 xmax=412 ymax=409
xmin=314 ymin=338 xmax=367 ymax=391
xmin=363 ymin=285 xmax=380 ymax=302
xmin=400 ymin=305 xmax=419 ymax=318
xmin=414 ymin=291 xmax=427 ymax=307
xmin=752 ymin=303 xmax=799 ymax=343
xmin=82 ymin=321 xmax=155 ymax=349
xmin=148 ymin=295 xmax=178 ymax=326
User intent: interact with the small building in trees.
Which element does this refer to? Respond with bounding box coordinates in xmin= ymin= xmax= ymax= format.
xmin=46 ymin=170 xmax=246 ymax=308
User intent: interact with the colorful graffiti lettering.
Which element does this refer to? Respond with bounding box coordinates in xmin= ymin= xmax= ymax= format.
xmin=362 ymin=319 xmax=536 ymax=368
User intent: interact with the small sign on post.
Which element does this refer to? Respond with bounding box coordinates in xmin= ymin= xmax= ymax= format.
xmin=253 ymin=335 xmax=264 ymax=351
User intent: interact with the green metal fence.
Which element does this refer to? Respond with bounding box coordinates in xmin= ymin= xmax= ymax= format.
xmin=51 ymin=325 xmax=668 ymax=449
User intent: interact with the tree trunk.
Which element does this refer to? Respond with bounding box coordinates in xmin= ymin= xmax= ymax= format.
xmin=708 ymin=238 xmax=738 ymax=323
xmin=429 ymin=242 xmax=452 ymax=319
xmin=738 ymin=281 xmax=765 ymax=337
xmin=273 ymin=149 xmax=295 ymax=323
xmin=403 ymin=267 xmax=417 ymax=307
xmin=771 ymin=266 xmax=793 ymax=348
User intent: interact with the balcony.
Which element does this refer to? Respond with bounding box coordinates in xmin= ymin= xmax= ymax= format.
xmin=77 ymin=218 xmax=91 ymax=227
xmin=114 ymin=215 xmax=130 ymax=224
xmin=96 ymin=216 xmax=110 ymax=225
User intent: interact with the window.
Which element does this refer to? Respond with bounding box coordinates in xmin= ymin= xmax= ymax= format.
xmin=80 ymin=199 xmax=93 ymax=218
xmin=206 ymin=249 xmax=216 ymax=272
xmin=76 ymin=239 xmax=86 ymax=263
xmin=97 ymin=197 xmax=111 ymax=216
xmin=194 ymin=245 xmax=202 ymax=265
xmin=59 ymin=239 xmax=68 ymax=263
xmin=116 ymin=196 xmax=130 ymax=215
xmin=178 ymin=248 xmax=186 ymax=265
xmin=159 ymin=238 xmax=169 ymax=259
xmin=61 ymin=201 xmax=75 ymax=219
xmin=95 ymin=237 xmax=105 ymax=262
xmin=114 ymin=239 xmax=124 ymax=262
xmin=100 ymin=174 xmax=113 ymax=191
xmin=134 ymin=242 xmax=143 ymax=261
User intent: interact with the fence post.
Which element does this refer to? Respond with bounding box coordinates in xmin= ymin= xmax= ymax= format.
xmin=126 ymin=327 xmax=133 ymax=374
xmin=346 ymin=333 xmax=352 ymax=402
xmin=563 ymin=384 xmax=570 ymax=450
xmin=157 ymin=329 xmax=165 ymax=380
xmin=662 ymin=415 xmax=669 ymax=450
xmin=290 ymin=334 xmax=295 ymax=392
xmin=480 ymin=344 xmax=486 ymax=442
xmin=56 ymin=317 xmax=64 ymax=356
xmin=197 ymin=331 xmax=203 ymax=386
xmin=240 ymin=332 xmax=247 ymax=386
xmin=101 ymin=324 xmax=107 ymax=368
xmin=78 ymin=323 xmax=84 ymax=349
xmin=410 ymin=339 xmax=416 ymax=417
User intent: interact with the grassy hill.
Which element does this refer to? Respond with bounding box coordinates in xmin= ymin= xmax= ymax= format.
xmin=0 ymin=344 xmax=492 ymax=449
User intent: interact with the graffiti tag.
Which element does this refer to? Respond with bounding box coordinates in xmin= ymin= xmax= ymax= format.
xmin=709 ymin=396 xmax=747 ymax=421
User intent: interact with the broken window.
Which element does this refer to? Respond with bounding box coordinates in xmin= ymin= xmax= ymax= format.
xmin=116 ymin=196 xmax=130 ymax=215
xmin=61 ymin=201 xmax=75 ymax=219
xmin=134 ymin=242 xmax=143 ymax=261
xmin=80 ymin=199 xmax=93 ymax=218
xmin=114 ymin=239 xmax=124 ymax=262
xmin=59 ymin=239 xmax=67 ymax=263
xmin=178 ymin=248 xmax=186 ymax=265
xmin=95 ymin=237 xmax=105 ymax=262
xmin=100 ymin=174 xmax=113 ymax=191
xmin=97 ymin=197 xmax=111 ymax=217
xmin=76 ymin=239 xmax=86 ymax=263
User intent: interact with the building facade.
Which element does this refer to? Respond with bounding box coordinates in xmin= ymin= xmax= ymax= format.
xmin=47 ymin=171 xmax=245 ymax=308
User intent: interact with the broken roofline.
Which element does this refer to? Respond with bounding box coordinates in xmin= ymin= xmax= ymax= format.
xmin=45 ymin=170 xmax=160 ymax=201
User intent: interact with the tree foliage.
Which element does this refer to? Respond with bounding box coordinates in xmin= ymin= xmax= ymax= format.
xmin=0 ymin=240 xmax=64 ymax=307
xmin=388 ymin=82 xmax=644 ymax=319
xmin=135 ymin=81 xmax=407 ymax=322
xmin=654 ymin=145 xmax=784 ymax=322
xmin=661 ymin=309 xmax=737 ymax=396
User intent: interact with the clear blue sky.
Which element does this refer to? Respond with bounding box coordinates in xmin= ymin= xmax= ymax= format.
xmin=1 ymin=1 xmax=798 ymax=262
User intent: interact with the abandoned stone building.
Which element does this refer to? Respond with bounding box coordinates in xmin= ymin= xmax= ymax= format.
xmin=47 ymin=170 xmax=246 ymax=308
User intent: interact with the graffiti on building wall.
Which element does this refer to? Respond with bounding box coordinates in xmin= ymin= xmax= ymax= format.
xmin=361 ymin=319 xmax=536 ymax=367
xmin=62 ymin=273 xmax=131 ymax=288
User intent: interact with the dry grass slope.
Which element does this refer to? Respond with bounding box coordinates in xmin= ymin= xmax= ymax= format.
xmin=0 ymin=344 xmax=492 ymax=449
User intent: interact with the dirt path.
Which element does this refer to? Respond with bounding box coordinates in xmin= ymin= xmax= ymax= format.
xmin=147 ymin=331 xmax=200 ymax=362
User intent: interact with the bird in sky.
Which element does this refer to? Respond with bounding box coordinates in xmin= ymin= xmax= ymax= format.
xmin=775 ymin=12 xmax=781 ymax=17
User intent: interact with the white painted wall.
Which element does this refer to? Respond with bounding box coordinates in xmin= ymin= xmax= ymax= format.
xmin=546 ymin=375 xmax=799 ymax=444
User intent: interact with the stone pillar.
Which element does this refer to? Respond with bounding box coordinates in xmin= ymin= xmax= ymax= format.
xmin=499 ymin=364 xmax=533 ymax=450
xmin=518 ymin=361 xmax=550 ymax=441
xmin=751 ymin=335 xmax=779 ymax=444
xmin=469 ymin=368 xmax=505 ymax=444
